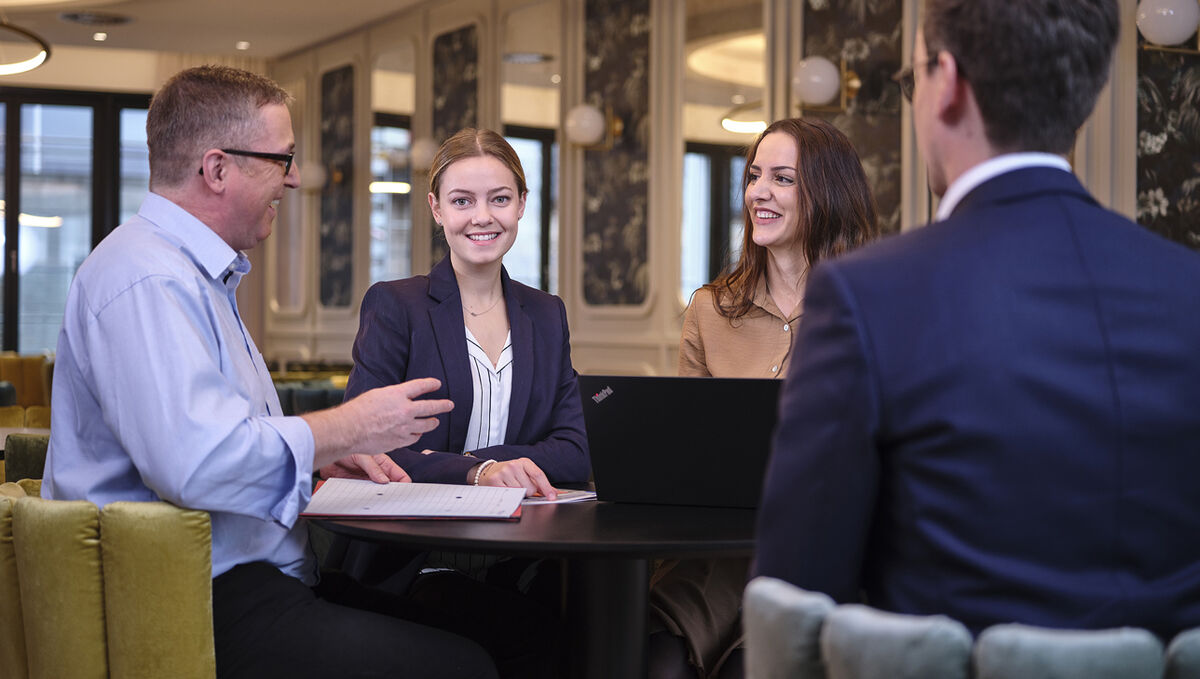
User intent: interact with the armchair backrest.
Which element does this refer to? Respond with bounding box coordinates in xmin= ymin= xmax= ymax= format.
xmin=3 ymin=489 xmax=215 ymax=679
xmin=0 ymin=485 xmax=30 ymax=678
xmin=744 ymin=576 xmax=1200 ymax=679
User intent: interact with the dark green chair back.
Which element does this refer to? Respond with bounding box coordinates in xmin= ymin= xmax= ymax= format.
xmin=5 ymin=434 xmax=50 ymax=482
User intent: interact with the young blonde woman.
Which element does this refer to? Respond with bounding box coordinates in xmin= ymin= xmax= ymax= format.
xmin=323 ymin=128 xmax=588 ymax=679
xmin=327 ymin=127 xmax=589 ymax=492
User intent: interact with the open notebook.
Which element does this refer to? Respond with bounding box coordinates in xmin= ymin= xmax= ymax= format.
xmin=301 ymin=478 xmax=526 ymax=520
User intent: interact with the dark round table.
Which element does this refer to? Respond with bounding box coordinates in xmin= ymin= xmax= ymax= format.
xmin=316 ymin=500 xmax=757 ymax=679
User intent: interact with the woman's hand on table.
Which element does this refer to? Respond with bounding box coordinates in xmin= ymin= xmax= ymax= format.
xmin=320 ymin=453 xmax=411 ymax=484
xmin=473 ymin=458 xmax=557 ymax=500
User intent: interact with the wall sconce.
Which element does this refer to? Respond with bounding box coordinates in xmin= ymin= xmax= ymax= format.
xmin=565 ymin=103 xmax=624 ymax=150
xmin=410 ymin=137 xmax=438 ymax=173
xmin=716 ymin=55 xmax=862 ymax=135
xmin=1136 ymin=0 xmax=1200 ymax=54
xmin=300 ymin=161 xmax=327 ymax=193
xmin=0 ymin=22 xmax=51 ymax=76
xmin=793 ymin=55 xmax=861 ymax=114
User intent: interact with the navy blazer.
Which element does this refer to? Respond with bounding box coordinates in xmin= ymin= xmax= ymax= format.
xmin=345 ymin=256 xmax=590 ymax=485
xmin=754 ymin=167 xmax=1200 ymax=637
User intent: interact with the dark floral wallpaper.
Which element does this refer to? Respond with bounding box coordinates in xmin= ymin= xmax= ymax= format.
xmin=582 ymin=0 xmax=650 ymax=305
xmin=431 ymin=24 xmax=479 ymax=264
xmin=803 ymin=0 xmax=903 ymax=234
xmin=1136 ymin=40 xmax=1200 ymax=251
xmin=319 ymin=64 xmax=354 ymax=307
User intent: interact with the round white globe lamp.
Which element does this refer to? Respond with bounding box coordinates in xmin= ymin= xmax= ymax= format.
xmin=1136 ymin=0 xmax=1200 ymax=46
xmin=565 ymin=104 xmax=607 ymax=146
xmin=300 ymin=161 xmax=327 ymax=192
xmin=409 ymin=137 xmax=438 ymax=172
xmin=792 ymin=56 xmax=841 ymax=106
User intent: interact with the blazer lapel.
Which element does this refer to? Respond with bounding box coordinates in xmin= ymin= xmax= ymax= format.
xmin=428 ymin=257 xmax=472 ymax=454
xmin=503 ymin=269 xmax=533 ymax=443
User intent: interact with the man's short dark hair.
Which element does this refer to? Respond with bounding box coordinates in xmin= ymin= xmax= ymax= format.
xmin=923 ymin=0 xmax=1119 ymax=154
xmin=147 ymin=65 xmax=292 ymax=189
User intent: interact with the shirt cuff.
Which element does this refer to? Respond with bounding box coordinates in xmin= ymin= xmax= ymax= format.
xmin=263 ymin=415 xmax=316 ymax=527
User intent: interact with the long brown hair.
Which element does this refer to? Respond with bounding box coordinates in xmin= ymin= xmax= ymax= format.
xmin=704 ymin=117 xmax=878 ymax=319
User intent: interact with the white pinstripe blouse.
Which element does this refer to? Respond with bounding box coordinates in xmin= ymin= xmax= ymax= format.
xmin=462 ymin=327 xmax=513 ymax=454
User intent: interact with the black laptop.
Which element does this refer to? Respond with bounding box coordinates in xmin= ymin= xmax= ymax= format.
xmin=577 ymin=374 xmax=782 ymax=509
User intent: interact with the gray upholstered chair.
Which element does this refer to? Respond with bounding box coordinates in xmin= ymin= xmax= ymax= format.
xmin=743 ymin=576 xmax=1200 ymax=679
xmin=974 ymin=624 xmax=1164 ymax=679
xmin=744 ymin=576 xmax=834 ymax=679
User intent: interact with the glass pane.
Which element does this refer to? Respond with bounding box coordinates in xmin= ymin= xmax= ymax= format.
xmin=19 ymin=104 xmax=93 ymax=353
xmin=504 ymin=136 xmax=543 ymax=288
xmin=369 ymin=124 xmax=412 ymax=283
xmin=371 ymin=40 xmax=415 ymax=284
xmin=503 ymin=1 xmax=560 ymax=294
xmin=119 ymin=108 xmax=149 ymax=223
xmin=502 ymin=2 xmax=560 ymax=130
xmin=728 ymin=153 xmax=746 ymax=266
xmin=681 ymin=152 xmax=712 ymax=304
xmin=683 ymin=0 xmax=763 ymax=300
xmin=273 ymin=79 xmax=307 ymax=312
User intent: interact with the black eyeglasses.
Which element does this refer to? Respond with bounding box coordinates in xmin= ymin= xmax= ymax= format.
xmin=892 ymin=56 xmax=937 ymax=102
xmin=198 ymin=148 xmax=295 ymax=176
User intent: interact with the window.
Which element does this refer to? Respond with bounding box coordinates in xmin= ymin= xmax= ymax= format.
xmin=0 ymin=88 xmax=150 ymax=351
xmin=680 ymin=142 xmax=745 ymax=304
xmin=504 ymin=125 xmax=557 ymax=293
xmin=119 ymin=108 xmax=150 ymax=223
xmin=369 ymin=113 xmax=413 ymax=284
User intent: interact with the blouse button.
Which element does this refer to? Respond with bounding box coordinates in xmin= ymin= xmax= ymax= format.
xmin=770 ymin=365 xmax=779 ymax=373
xmin=783 ymin=323 xmax=790 ymax=332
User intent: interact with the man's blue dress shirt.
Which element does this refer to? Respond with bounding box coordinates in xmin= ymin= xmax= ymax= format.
xmin=44 ymin=193 xmax=318 ymax=584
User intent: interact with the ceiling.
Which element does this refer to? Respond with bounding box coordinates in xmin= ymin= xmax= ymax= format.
xmin=0 ymin=0 xmax=424 ymax=59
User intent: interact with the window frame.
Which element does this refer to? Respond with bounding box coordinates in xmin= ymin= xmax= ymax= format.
xmin=0 ymin=86 xmax=151 ymax=350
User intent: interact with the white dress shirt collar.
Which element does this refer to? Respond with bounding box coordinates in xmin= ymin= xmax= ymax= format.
xmin=935 ymin=153 xmax=1072 ymax=221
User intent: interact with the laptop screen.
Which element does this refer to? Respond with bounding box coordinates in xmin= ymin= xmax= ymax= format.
xmin=577 ymin=375 xmax=782 ymax=508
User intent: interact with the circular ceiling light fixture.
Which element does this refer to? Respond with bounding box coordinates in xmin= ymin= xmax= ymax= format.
xmin=720 ymin=100 xmax=766 ymax=135
xmin=0 ymin=22 xmax=51 ymax=76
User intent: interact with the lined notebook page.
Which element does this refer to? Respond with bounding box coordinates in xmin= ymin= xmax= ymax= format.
xmin=302 ymin=478 xmax=525 ymax=519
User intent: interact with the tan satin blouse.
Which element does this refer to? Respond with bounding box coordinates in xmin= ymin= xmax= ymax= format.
xmin=677 ymin=279 xmax=802 ymax=378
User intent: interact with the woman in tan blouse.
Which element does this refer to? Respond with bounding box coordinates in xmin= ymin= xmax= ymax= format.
xmin=654 ymin=117 xmax=879 ymax=679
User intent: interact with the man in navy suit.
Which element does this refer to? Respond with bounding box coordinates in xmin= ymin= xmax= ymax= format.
xmin=754 ymin=0 xmax=1200 ymax=637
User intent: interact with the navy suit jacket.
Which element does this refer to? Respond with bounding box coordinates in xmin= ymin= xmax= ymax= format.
xmin=344 ymin=256 xmax=590 ymax=485
xmin=754 ymin=167 xmax=1200 ymax=637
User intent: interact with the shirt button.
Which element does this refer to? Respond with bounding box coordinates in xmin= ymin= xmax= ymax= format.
xmin=770 ymin=365 xmax=779 ymax=373
xmin=783 ymin=323 xmax=790 ymax=332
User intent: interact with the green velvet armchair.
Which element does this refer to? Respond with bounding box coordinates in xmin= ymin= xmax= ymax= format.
xmin=0 ymin=482 xmax=216 ymax=679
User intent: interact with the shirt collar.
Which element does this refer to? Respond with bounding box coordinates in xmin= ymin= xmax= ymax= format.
xmin=935 ymin=152 xmax=1072 ymax=221
xmin=138 ymin=192 xmax=247 ymax=283
xmin=751 ymin=276 xmax=801 ymax=322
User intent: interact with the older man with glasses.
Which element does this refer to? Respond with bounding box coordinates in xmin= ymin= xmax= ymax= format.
xmin=43 ymin=65 xmax=498 ymax=679
xmin=756 ymin=0 xmax=1200 ymax=639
